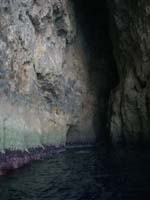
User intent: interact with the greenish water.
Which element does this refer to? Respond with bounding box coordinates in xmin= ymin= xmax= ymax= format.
xmin=0 ymin=147 xmax=150 ymax=200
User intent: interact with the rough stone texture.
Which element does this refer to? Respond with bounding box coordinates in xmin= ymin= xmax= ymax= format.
xmin=108 ymin=0 xmax=150 ymax=145
xmin=73 ymin=0 xmax=118 ymax=143
xmin=0 ymin=0 xmax=97 ymax=152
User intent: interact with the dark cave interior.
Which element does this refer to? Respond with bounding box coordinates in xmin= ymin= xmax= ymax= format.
xmin=72 ymin=0 xmax=119 ymax=142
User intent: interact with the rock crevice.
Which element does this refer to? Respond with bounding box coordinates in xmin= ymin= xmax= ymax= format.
xmin=0 ymin=0 xmax=149 ymax=170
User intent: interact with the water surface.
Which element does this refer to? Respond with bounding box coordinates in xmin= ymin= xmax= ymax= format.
xmin=0 ymin=147 xmax=150 ymax=200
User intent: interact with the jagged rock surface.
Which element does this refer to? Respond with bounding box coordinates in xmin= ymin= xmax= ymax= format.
xmin=0 ymin=0 xmax=97 ymax=152
xmin=108 ymin=0 xmax=150 ymax=145
xmin=2 ymin=0 xmax=148 ymax=153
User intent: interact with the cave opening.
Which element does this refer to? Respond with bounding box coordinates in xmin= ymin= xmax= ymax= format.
xmin=72 ymin=0 xmax=119 ymax=143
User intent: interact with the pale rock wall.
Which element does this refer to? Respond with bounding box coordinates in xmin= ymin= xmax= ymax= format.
xmin=0 ymin=0 xmax=96 ymax=152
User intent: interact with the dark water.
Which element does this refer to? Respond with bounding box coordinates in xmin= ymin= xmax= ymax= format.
xmin=0 ymin=147 xmax=150 ymax=200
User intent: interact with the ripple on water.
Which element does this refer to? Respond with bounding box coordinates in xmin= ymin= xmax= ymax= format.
xmin=0 ymin=147 xmax=150 ymax=200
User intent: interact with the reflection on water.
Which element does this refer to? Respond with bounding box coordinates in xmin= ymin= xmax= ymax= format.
xmin=0 ymin=147 xmax=150 ymax=200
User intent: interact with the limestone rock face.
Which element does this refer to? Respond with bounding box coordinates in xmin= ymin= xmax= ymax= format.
xmin=0 ymin=0 xmax=97 ymax=151
xmin=108 ymin=0 xmax=150 ymax=145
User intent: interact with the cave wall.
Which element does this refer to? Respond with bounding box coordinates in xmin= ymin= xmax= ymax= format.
xmin=0 ymin=0 xmax=98 ymax=151
xmin=108 ymin=0 xmax=150 ymax=145
xmin=1 ymin=0 xmax=148 ymax=152
xmin=72 ymin=0 xmax=118 ymax=142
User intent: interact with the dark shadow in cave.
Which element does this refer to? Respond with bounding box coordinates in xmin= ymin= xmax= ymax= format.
xmin=72 ymin=0 xmax=119 ymax=143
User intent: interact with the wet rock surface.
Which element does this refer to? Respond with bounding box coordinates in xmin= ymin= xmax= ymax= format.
xmin=0 ymin=146 xmax=65 ymax=175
